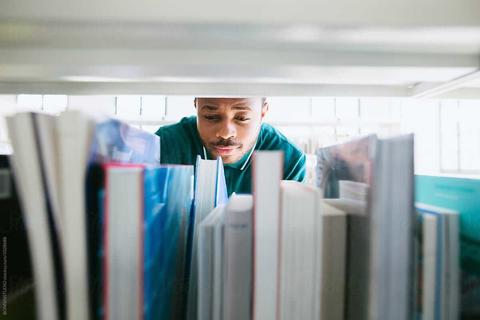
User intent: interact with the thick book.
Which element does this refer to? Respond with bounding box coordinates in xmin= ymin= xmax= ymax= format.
xmin=6 ymin=113 xmax=64 ymax=320
xmin=252 ymin=151 xmax=283 ymax=320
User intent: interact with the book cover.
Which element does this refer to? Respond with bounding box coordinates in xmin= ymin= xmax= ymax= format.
xmin=0 ymin=155 xmax=35 ymax=319
xmin=416 ymin=175 xmax=480 ymax=318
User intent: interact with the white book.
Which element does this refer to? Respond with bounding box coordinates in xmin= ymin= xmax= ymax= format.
xmin=369 ymin=134 xmax=414 ymax=320
xmin=446 ymin=212 xmax=460 ymax=320
xmin=422 ymin=212 xmax=437 ymax=320
xmin=188 ymin=156 xmax=228 ymax=320
xmin=58 ymin=110 xmax=97 ymax=320
xmin=34 ymin=113 xmax=63 ymax=244
xmin=223 ymin=194 xmax=253 ymax=320
xmin=6 ymin=113 xmax=59 ymax=320
xmin=103 ymin=165 xmax=144 ymax=320
xmin=253 ymin=151 xmax=283 ymax=320
xmin=320 ymin=201 xmax=347 ymax=320
xmin=212 ymin=208 xmax=225 ymax=320
xmin=197 ymin=205 xmax=226 ymax=320
xmin=279 ymin=180 xmax=322 ymax=320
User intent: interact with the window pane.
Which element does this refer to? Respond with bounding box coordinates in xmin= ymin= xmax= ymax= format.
xmin=68 ymin=95 xmax=116 ymax=116
xmin=43 ymin=95 xmax=68 ymax=114
xmin=335 ymin=98 xmax=358 ymax=120
xmin=265 ymin=97 xmax=310 ymax=123
xmin=360 ymin=98 xmax=391 ymax=121
xmin=141 ymin=96 xmax=166 ymax=121
xmin=17 ymin=94 xmax=43 ymax=111
xmin=311 ymin=98 xmax=335 ymax=122
xmin=440 ymin=100 xmax=459 ymax=171
xmin=116 ymin=96 xmax=141 ymax=121
xmin=165 ymin=96 xmax=195 ymax=121
xmin=458 ymin=100 xmax=480 ymax=172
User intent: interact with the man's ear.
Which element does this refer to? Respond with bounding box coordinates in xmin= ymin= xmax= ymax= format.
xmin=261 ymin=100 xmax=269 ymax=119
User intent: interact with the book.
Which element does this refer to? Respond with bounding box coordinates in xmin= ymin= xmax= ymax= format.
xmin=416 ymin=203 xmax=460 ymax=320
xmin=320 ymin=201 xmax=347 ymax=320
xmin=252 ymin=151 xmax=283 ymax=320
xmin=416 ymin=175 xmax=480 ymax=318
xmin=316 ymin=134 xmax=414 ymax=320
xmin=102 ymin=163 xmax=194 ymax=320
xmin=7 ymin=109 xmax=162 ymax=320
xmin=102 ymin=164 xmax=144 ymax=320
xmin=6 ymin=112 xmax=64 ymax=320
xmin=197 ymin=193 xmax=254 ymax=320
xmin=223 ymin=194 xmax=253 ymax=320
xmin=186 ymin=156 xmax=228 ymax=320
xmin=278 ymin=180 xmax=323 ymax=320
xmin=58 ymin=110 xmax=160 ymax=320
xmin=317 ymin=135 xmax=375 ymax=320
xmin=197 ymin=205 xmax=226 ymax=320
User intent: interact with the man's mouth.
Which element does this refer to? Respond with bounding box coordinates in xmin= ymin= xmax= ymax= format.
xmin=213 ymin=145 xmax=240 ymax=156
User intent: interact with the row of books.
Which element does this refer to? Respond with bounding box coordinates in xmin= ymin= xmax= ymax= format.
xmin=3 ymin=110 xmax=230 ymax=320
xmin=2 ymin=109 xmax=479 ymax=319
xmin=196 ymin=134 xmax=479 ymax=320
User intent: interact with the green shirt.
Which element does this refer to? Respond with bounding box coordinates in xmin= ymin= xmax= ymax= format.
xmin=155 ymin=116 xmax=306 ymax=196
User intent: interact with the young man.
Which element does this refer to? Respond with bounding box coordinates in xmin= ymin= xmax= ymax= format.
xmin=155 ymin=97 xmax=306 ymax=195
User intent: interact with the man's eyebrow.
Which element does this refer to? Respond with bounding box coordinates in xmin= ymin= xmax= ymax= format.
xmin=231 ymin=105 xmax=253 ymax=111
xmin=200 ymin=105 xmax=219 ymax=111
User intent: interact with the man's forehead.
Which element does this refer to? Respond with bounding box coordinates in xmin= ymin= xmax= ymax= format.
xmin=196 ymin=97 xmax=262 ymax=109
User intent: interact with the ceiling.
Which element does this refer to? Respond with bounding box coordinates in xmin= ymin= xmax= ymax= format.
xmin=0 ymin=1 xmax=479 ymax=97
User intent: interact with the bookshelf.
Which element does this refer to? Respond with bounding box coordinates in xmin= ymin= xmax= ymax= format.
xmin=0 ymin=1 xmax=479 ymax=98
xmin=1 ymin=1 xmax=480 ymax=319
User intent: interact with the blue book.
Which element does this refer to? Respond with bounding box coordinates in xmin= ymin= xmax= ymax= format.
xmin=185 ymin=156 xmax=229 ymax=320
xmin=89 ymin=118 xmax=160 ymax=165
xmin=416 ymin=175 xmax=480 ymax=318
xmin=100 ymin=164 xmax=194 ymax=320
xmin=416 ymin=205 xmax=452 ymax=320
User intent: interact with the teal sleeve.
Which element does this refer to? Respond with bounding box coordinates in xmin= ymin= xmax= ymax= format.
xmin=284 ymin=153 xmax=306 ymax=182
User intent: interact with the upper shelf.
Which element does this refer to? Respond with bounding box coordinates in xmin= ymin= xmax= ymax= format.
xmin=2 ymin=0 xmax=480 ymax=26
xmin=0 ymin=1 xmax=480 ymax=97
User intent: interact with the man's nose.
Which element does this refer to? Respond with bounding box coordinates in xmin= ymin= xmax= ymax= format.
xmin=216 ymin=120 xmax=236 ymax=140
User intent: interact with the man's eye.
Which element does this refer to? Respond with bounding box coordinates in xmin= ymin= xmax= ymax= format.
xmin=204 ymin=115 xmax=221 ymax=121
xmin=235 ymin=116 xmax=251 ymax=122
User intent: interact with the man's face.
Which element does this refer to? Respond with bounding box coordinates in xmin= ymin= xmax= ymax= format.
xmin=196 ymin=98 xmax=267 ymax=164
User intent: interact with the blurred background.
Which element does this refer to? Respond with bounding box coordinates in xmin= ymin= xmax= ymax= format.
xmin=1 ymin=95 xmax=479 ymax=184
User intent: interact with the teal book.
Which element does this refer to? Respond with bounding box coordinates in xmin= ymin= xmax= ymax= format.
xmin=415 ymin=175 xmax=480 ymax=319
